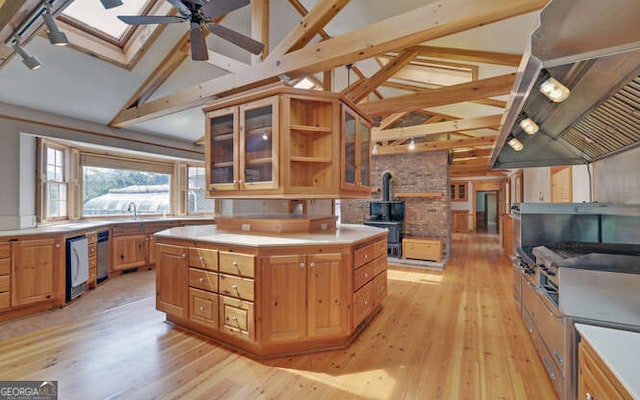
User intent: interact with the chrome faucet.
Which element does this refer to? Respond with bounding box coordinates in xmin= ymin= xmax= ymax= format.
xmin=127 ymin=202 xmax=138 ymax=219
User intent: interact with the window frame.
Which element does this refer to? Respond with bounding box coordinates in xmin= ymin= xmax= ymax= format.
xmin=451 ymin=181 xmax=468 ymax=202
xmin=38 ymin=140 xmax=70 ymax=223
xmin=185 ymin=164 xmax=216 ymax=216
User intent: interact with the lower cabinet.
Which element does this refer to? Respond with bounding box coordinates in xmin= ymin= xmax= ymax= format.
xmin=155 ymin=232 xmax=387 ymax=357
xmin=578 ymin=337 xmax=633 ymax=400
xmin=156 ymin=243 xmax=188 ymax=317
xmin=112 ymin=234 xmax=148 ymax=271
xmin=0 ymin=243 xmax=10 ymax=310
xmin=262 ymin=252 xmax=348 ymax=344
xmin=11 ymin=238 xmax=61 ymax=306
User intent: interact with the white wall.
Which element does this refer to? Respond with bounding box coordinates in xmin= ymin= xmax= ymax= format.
xmin=0 ymin=126 xmax=21 ymax=229
xmin=572 ymin=164 xmax=591 ymax=203
xmin=594 ymin=146 xmax=640 ymax=204
xmin=524 ymin=167 xmax=550 ymax=202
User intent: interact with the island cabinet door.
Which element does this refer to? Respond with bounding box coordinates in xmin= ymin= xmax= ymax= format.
xmin=156 ymin=244 xmax=188 ymax=318
xmin=262 ymin=255 xmax=307 ymax=343
xmin=307 ymin=253 xmax=349 ymax=338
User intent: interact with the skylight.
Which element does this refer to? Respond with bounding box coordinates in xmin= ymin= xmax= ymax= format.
xmin=62 ymin=0 xmax=151 ymax=41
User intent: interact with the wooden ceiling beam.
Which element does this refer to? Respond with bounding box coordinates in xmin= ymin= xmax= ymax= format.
xmin=251 ymin=0 xmax=270 ymax=63
xmin=111 ymin=0 xmax=547 ymax=127
xmin=360 ymin=73 xmax=515 ymax=116
xmin=347 ymin=50 xmax=417 ymax=103
xmin=452 ymin=148 xmax=493 ymax=159
xmin=382 ymin=80 xmax=508 ymax=108
xmin=374 ymin=135 xmax=497 ymax=156
xmin=206 ymin=51 xmax=250 ymax=73
xmin=450 ymin=170 xmax=509 ymax=177
xmin=409 ymin=45 xmax=522 ymax=67
xmin=351 ymin=66 xmax=384 ymax=99
xmin=372 ymin=114 xmax=502 ymax=141
xmin=379 ymin=112 xmax=407 ymax=130
xmin=287 ymin=0 xmax=331 ymax=40
xmin=267 ymin=0 xmax=350 ymax=61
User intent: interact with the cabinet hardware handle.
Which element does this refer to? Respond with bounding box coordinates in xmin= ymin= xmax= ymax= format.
xmin=585 ymin=393 xmax=593 ymax=400
xmin=238 ymin=180 xmax=243 ymax=184
xmin=309 ymin=262 xmax=315 ymax=268
xmin=231 ymin=285 xmax=238 ymax=290
xmin=541 ymin=356 xmax=556 ymax=381
xmin=232 ymin=261 xmax=238 ymax=267
xmin=232 ymin=316 xmax=238 ymax=321
xmin=364 ymin=254 xmax=368 ymax=259
xmin=199 ymin=307 xmax=205 ymax=312
xmin=181 ymin=254 xmax=186 ymax=259
xmin=55 ymin=243 xmax=61 ymax=248
xmin=364 ymin=273 xmax=368 ymax=278
xmin=199 ymin=278 xmax=205 ymax=283
xmin=300 ymin=263 xmax=305 ymax=268
xmin=554 ymin=350 xmax=563 ymax=365
xmin=200 ymin=256 xmax=204 ymax=261
xmin=364 ymin=300 xmax=368 ymax=306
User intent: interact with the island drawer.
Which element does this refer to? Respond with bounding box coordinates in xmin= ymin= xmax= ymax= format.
xmin=0 ymin=258 xmax=9 ymax=275
xmin=373 ymin=271 xmax=387 ymax=306
xmin=0 ymin=292 xmax=8 ymax=309
xmin=189 ymin=248 xmax=218 ymax=271
xmin=353 ymin=263 xmax=374 ymax=291
xmin=219 ymin=274 xmax=254 ymax=301
xmin=189 ymin=288 xmax=219 ymax=327
xmin=373 ymin=239 xmax=387 ymax=258
xmin=88 ymin=256 xmax=97 ymax=270
xmin=354 ymin=244 xmax=374 ymax=269
xmin=372 ymin=256 xmax=387 ymax=276
xmin=0 ymin=275 xmax=9 ymax=292
xmin=189 ymin=268 xmax=219 ymax=292
xmin=220 ymin=295 xmax=254 ymax=342
xmin=88 ymin=243 xmax=97 ymax=257
xmin=353 ymin=281 xmax=373 ymax=327
xmin=219 ymin=252 xmax=255 ymax=278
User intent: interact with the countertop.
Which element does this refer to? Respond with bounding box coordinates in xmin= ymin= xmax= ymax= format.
xmin=155 ymin=223 xmax=387 ymax=247
xmin=575 ymin=323 xmax=640 ymax=398
xmin=0 ymin=217 xmax=213 ymax=238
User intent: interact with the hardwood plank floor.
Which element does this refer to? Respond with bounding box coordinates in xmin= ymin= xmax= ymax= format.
xmin=0 ymin=233 xmax=557 ymax=399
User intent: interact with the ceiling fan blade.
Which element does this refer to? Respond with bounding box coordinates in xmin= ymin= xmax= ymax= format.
xmin=165 ymin=0 xmax=192 ymax=17
xmin=201 ymin=0 xmax=250 ymax=20
xmin=207 ymin=23 xmax=264 ymax=55
xmin=117 ymin=15 xmax=187 ymax=25
xmin=189 ymin=23 xmax=209 ymax=61
xmin=100 ymin=0 xmax=123 ymax=9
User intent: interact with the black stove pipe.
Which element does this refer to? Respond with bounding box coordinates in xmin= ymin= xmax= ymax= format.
xmin=382 ymin=172 xmax=392 ymax=202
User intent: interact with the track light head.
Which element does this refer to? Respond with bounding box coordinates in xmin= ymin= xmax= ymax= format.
xmin=11 ymin=39 xmax=42 ymax=70
xmin=43 ymin=3 xmax=68 ymax=46
xmin=408 ymin=137 xmax=415 ymax=150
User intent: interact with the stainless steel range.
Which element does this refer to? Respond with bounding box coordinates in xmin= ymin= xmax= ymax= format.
xmin=511 ymin=203 xmax=640 ymax=400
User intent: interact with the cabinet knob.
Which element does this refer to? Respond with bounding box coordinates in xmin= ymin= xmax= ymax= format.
xmin=364 ymin=300 xmax=368 ymax=306
xmin=309 ymin=262 xmax=315 ymax=268
xmin=364 ymin=272 xmax=368 ymax=278
xmin=181 ymin=254 xmax=186 ymax=259
xmin=232 ymin=261 xmax=238 ymax=267
xmin=199 ymin=306 xmax=205 ymax=312
xmin=231 ymin=316 xmax=238 ymax=321
xmin=231 ymin=285 xmax=238 ymax=290
xmin=364 ymin=254 xmax=368 ymax=259
xmin=55 ymin=243 xmax=61 ymax=248
xmin=300 ymin=263 xmax=305 ymax=268
xmin=199 ymin=256 xmax=204 ymax=261
xmin=199 ymin=277 xmax=205 ymax=283
xmin=585 ymin=393 xmax=593 ymax=400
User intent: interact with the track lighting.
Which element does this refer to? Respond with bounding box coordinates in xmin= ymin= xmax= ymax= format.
xmin=100 ymin=0 xmax=123 ymax=9
xmin=507 ymin=137 xmax=524 ymax=152
xmin=11 ymin=38 xmax=42 ymax=70
xmin=371 ymin=144 xmax=378 ymax=155
xmin=43 ymin=2 xmax=68 ymax=46
xmin=519 ymin=117 xmax=539 ymax=135
xmin=539 ymin=76 xmax=570 ymax=103
xmin=408 ymin=137 xmax=415 ymax=150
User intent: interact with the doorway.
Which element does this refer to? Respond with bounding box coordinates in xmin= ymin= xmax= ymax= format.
xmin=475 ymin=191 xmax=499 ymax=234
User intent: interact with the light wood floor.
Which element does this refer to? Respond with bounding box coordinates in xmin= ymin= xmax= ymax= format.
xmin=0 ymin=233 xmax=557 ymax=399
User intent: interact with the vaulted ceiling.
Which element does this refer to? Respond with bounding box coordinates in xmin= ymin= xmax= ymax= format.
xmin=0 ymin=0 xmax=550 ymax=178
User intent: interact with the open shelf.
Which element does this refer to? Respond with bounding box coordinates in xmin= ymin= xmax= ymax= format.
xmin=246 ymin=157 xmax=273 ymax=166
xmin=212 ymin=161 xmax=234 ymax=168
xmin=245 ymin=127 xmax=272 ymax=137
xmin=289 ymin=124 xmax=332 ymax=133
xmin=211 ymin=133 xmax=234 ymax=142
xmin=290 ymin=156 xmax=332 ymax=163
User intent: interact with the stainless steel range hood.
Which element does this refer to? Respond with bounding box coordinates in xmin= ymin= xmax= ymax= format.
xmin=490 ymin=0 xmax=640 ymax=169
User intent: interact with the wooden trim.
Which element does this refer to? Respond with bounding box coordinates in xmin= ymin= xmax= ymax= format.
xmin=378 ymin=113 xmax=407 ymax=130
xmin=207 ymin=51 xmax=250 ymax=73
xmin=373 ymin=114 xmax=502 ymax=141
xmin=110 ymin=0 xmax=546 ymax=127
xmin=453 ymin=149 xmax=493 ymax=159
xmin=395 ymin=192 xmax=443 ymax=199
xmin=251 ymin=0 xmax=270 ymax=63
xmin=381 ymin=81 xmax=508 ymax=108
xmin=359 ymin=74 xmax=515 ymax=116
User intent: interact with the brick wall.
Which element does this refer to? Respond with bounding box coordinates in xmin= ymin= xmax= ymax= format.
xmin=341 ymin=150 xmax=451 ymax=253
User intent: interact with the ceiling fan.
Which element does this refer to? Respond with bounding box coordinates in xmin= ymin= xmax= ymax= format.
xmin=117 ymin=0 xmax=264 ymax=61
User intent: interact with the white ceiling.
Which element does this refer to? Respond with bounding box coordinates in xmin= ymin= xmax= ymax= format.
xmin=0 ymin=1 xmax=542 ymax=147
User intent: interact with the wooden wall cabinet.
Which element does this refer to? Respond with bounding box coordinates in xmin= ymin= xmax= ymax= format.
xmin=262 ymin=252 xmax=348 ymax=344
xmin=11 ymin=238 xmax=61 ymax=306
xmin=203 ymin=86 xmax=372 ymax=199
xmin=451 ymin=182 xmax=468 ymax=201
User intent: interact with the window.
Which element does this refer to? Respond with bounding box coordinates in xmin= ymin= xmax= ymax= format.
xmin=451 ymin=182 xmax=468 ymax=201
xmin=83 ymin=166 xmax=170 ymax=217
xmin=44 ymin=144 xmax=68 ymax=220
xmin=187 ymin=166 xmax=214 ymax=214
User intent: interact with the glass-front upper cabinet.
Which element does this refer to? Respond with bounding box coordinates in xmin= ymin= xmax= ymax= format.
xmin=206 ymin=96 xmax=278 ymax=192
xmin=207 ymin=107 xmax=237 ymax=190
xmin=342 ymin=105 xmax=371 ymax=193
xmin=240 ymin=97 xmax=278 ymax=190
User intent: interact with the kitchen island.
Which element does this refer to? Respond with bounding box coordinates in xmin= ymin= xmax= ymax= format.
xmin=154 ymin=223 xmax=388 ymax=358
